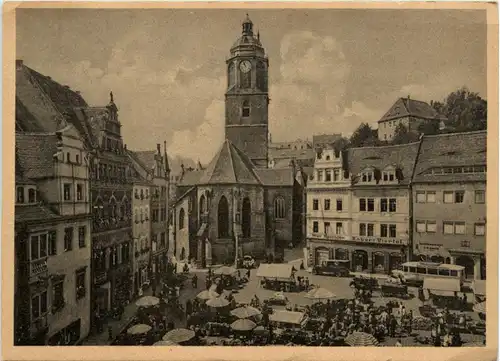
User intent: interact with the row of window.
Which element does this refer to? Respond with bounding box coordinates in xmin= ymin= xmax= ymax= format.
xmin=64 ymin=152 xmax=81 ymax=165
xmin=314 ymin=168 xmax=348 ymax=182
xmin=16 ymin=186 xmax=37 ymax=204
xmin=361 ymin=170 xmax=398 ymax=183
xmin=423 ymin=165 xmax=486 ymax=176
xmin=63 ymin=183 xmax=85 ymax=201
xmin=30 ymin=226 xmax=86 ymax=261
xmin=311 ymin=221 xmax=398 ymax=238
xmin=31 ymin=268 xmax=86 ymax=321
xmin=312 ymin=198 xmax=344 ymax=212
xmin=134 ymin=207 xmax=150 ymax=223
xmin=416 ymin=190 xmax=485 ymax=204
xmin=93 ymin=242 xmax=131 ymax=271
xmin=415 ymin=220 xmax=485 ymax=236
xmin=151 ymin=232 xmax=167 ymax=251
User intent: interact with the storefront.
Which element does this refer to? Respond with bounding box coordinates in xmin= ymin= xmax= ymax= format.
xmin=112 ymin=266 xmax=132 ymax=305
xmin=310 ymin=236 xmax=408 ymax=274
xmin=95 ymin=282 xmax=111 ymax=313
xmin=47 ymin=319 xmax=81 ymax=345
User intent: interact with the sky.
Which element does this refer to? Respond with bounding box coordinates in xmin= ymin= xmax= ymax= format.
xmin=16 ymin=9 xmax=487 ymax=163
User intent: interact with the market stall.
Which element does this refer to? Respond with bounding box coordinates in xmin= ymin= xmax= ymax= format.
xmin=256 ymin=264 xmax=297 ymax=292
xmin=268 ymin=310 xmax=308 ymax=330
xmin=423 ymin=278 xmax=462 ymax=309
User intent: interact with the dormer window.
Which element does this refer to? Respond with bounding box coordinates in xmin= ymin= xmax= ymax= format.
xmin=66 ymin=153 xmax=71 ymax=163
xmin=28 ymin=188 xmax=36 ymax=203
xmin=326 ymin=155 xmax=330 ymax=161
xmin=16 ymin=186 xmax=24 ymax=203
xmin=361 ymin=171 xmax=373 ymax=182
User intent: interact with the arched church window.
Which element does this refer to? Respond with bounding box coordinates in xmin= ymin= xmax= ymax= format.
xmin=178 ymin=208 xmax=185 ymax=230
xmin=274 ymin=196 xmax=286 ymax=219
xmin=256 ymin=61 xmax=267 ymax=91
xmin=242 ymin=197 xmax=251 ymax=238
xmin=199 ymin=194 xmax=206 ymax=215
xmin=228 ymin=62 xmax=235 ymax=87
xmin=242 ymin=101 xmax=250 ymax=117
xmin=218 ymin=196 xmax=229 ymax=238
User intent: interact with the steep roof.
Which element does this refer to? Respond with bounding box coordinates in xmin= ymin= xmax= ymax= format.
xmin=15 ymin=205 xmax=60 ymax=223
xmin=16 ymin=62 xmax=96 ymax=147
xmin=413 ymin=130 xmax=487 ymax=183
xmin=197 ymin=140 xmax=261 ymax=185
xmin=269 ymin=147 xmax=314 ymax=160
xmin=312 ymin=134 xmax=342 ymax=147
xmin=378 ymin=97 xmax=446 ymax=123
xmin=132 ymin=150 xmax=157 ymax=171
xmin=255 ymin=168 xmax=295 ymax=187
xmin=16 ymin=133 xmax=58 ymax=179
xmin=347 ymin=142 xmax=420 ymax=185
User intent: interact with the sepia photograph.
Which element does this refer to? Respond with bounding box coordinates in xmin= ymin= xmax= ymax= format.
xmin=3 ymin=2 xmax=498 ymax=359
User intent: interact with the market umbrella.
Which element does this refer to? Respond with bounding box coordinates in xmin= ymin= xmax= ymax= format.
xmin=305 ymin=287 xmax=336 ymax=300
xmin=213 ymin=266 xmax=238 ymax=276
xmin=135 ymin=296 xmax=160 ymax=308
xmin=162 ymin=328 xmax=195 ymax=343
xmin=153 ymin=340 xmax=179 ymax=346
xmin=231 ymin=319 xmax=257 ymax=331
xmin=230 ymin=305 xmax=262 ymax=319
xmin=197 ymin=289 xmax=220 ymax=300
xmin=345 ymin=332 xmax=379 ymax=347
xmin=473 ymin=301 xmax=486 ymax=313
xmin=206 ymin=297 xmax=230 ymax=308
xmin=127 ymin=324 xmax=152 ymax=335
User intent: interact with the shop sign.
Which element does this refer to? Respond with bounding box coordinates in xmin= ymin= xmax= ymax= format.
xmin=352 ymin=236 xmax=408 ymax=246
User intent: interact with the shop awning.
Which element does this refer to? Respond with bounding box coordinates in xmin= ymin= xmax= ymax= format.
xmin=269 ymin=310 xmax=306 ymax=325
xmin=423 ymin=277 xmax=461 ymax=297
xmin=472 ymin=280 xmax=486 ymax=296
xmin=196 ymin=223 xmax=208 ymax=237
xmin=256 ymin=264 xmax=295 ymax=282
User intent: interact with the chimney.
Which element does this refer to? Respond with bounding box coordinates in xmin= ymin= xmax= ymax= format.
xmin=181 ymin=164 xmax=185 ymax=175
xmin=124 ymin=144 xmax=127 ymax=151
xmin=16 ymin=59 xmax=23 ymax=70
xmin=157 ymin=143 xmax=161 ymax=154
xmin=164 ymin=140 xmax=170 ymax=172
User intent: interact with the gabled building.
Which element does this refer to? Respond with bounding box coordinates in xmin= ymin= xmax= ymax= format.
xmin=377 ymin=96 xmax=447 ymax=142
xmin=411 ymin=130 xmax=487 ymax=280
xmin=128 ymin=143 xmax=170 ymax=292
xmin=15 ymin=127 xmax=92 ymax=345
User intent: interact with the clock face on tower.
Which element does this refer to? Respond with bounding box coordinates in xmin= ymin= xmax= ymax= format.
xmin=239 ymin=60 xmax=252 ymax=73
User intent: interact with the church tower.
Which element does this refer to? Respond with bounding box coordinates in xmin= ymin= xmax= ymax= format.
xmin=225 ymin=14 xmax=269 ymax=168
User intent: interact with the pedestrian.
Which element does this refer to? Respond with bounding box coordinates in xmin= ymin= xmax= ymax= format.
xmin=247 ymin=268 xmax=251 ymax=278
xmin=305 ymin=277 xmax=310 ymax=289
xmin=462 ymin=293 xmax=468 ymax=311
xmin=192 ymin=274 xmax=198 ymax=288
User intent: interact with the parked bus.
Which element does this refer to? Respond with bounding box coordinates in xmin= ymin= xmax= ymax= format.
xmin=391 ymin=261 xmax=465 ymax=286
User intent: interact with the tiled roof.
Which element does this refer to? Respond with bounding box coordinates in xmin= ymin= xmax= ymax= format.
xmin=178 ymin=170 xmax=203 ymax=187
xmin=347 ymin=142 xmax=420 ymax=185
xmin=16 ymin=133 xmax=58 ymax=179
xmin=16 ymin=63 xmax=96 ymax=147
xmin=269 ymin=147 xmax=314 ymax=160
xmin=413 ymin=131 xmax=487 ymax=183
xmin=255 ymin=168 xmax=295 ymax=187
xmin=378 ymin=97 xmax=446 ymax=123
xmin=15 ymin=205 xmax=60 ymax=223
xmin=131 ymin=150 xmax=157 ymax=171
xmin=312 ymin=134 xmax=342 ymax=147
xmin=197 ymin=140 xmax=261 ymax=185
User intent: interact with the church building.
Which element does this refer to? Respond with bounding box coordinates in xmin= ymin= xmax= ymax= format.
xmin=175 ymin=15 xmax=306 ymax=267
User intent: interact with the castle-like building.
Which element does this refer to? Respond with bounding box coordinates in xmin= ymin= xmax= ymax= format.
xmin=175 ymin=15 xmax=306 ymax=266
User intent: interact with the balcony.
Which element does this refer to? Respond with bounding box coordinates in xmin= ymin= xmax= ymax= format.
xmin=30 ymin=258 xmax=48 ymax=278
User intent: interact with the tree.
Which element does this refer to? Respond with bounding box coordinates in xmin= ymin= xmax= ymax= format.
xmin=392 ymin=123 xmax=420 ymax=145
xmin=330 ymin=137 xmax=350 ymax=156
xmin=417 ymin=120 xmax=441 ymax=136
xmin=431 ymin=87 xmax=487 ymax=132
xmin=350 ymin=123 xmax=379 ymax=147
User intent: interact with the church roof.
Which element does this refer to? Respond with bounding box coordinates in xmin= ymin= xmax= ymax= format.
xmin=197 ymin=139 xmax=261 ymax=185
xmin=378 ymin=97 xmax=446 ymax=123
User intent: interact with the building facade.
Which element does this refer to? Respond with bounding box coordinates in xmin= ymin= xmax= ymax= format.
xmin=377 ymin=96 xmax=446 ymax=142
xmin=412 ymin=131 xmax=487 ymax=280
xmin=306 ymin=143 xmax=418 ymax=274
xmin=15 ymin=127 xmax=92 ymax=345
xmin=87 ymin=96 xmax=134 ymax=320
xmin=305 ymin=146 xmax=351 ymax=268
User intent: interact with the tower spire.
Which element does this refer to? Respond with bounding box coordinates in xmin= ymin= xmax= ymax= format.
xmin=242 ymin=13 xmax=253 ymax=36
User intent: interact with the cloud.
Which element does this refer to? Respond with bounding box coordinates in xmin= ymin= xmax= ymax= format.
xmin=269 ymin=30 xmax=352 ymax=141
